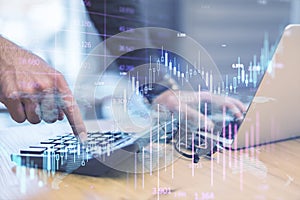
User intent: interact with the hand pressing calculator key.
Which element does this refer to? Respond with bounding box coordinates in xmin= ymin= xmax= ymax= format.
xmin=11 ymin=121 xmax=177 ymax=176
xmin=11 ymin=117 xmax=238 ymax=175
xmin=11 ymin=131 xmax=142 ymax=176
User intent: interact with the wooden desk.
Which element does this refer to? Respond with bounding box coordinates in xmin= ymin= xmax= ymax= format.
xmin=1 ymin=121 xmax=300 ymax=200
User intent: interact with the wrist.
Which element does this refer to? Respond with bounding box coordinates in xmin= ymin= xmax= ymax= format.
xmin=0 ymin=35 xmax=31 ymax=70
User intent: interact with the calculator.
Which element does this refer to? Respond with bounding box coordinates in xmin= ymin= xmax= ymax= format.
xmin=11 ymin=121 xmax=177 ymax=176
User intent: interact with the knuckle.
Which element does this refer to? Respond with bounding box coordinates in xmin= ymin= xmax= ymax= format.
xmin=3 ymin=90 xmax=20 ymax=100
xmin=55 ymin=72 xmax=66 ymax=84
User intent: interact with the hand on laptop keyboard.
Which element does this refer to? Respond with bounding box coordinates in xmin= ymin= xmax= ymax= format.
xmin=151 ymin=90 xmax=247 ymax=163
xmin=152 ymin=90 xmax=247 ymax=130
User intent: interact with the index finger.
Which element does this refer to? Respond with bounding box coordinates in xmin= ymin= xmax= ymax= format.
xmin=61 ymin=93 xmax=87 ymax=142
xmin=56 ymin=78 xmax=87 ymax=142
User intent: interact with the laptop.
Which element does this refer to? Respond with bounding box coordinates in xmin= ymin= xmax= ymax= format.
xmin=229 ymin=24 xmax=300 ymax=149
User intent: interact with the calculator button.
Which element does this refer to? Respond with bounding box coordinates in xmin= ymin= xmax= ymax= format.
xmin=30 ymin=144 xmax=55 ymax=149
xmin=40 ymin=140 xmax=56 ymax=144
xmin=20 ymin=147 xmax=46 ymax=154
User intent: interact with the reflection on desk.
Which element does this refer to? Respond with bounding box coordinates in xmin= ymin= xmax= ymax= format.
xmin=1 ymin=120 xmax=300 ymax=200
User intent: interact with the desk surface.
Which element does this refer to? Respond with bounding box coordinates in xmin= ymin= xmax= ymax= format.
xmin=1 ymin=120 xmax=300 ymax=200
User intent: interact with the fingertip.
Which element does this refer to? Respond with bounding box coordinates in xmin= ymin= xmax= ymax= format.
xmin=78 ymin=131 xmax=87 ymax=143
xmin=59 ymin=92 xmax=87 ymax=139
xmin=13 ymin=116 xmax=26 ymax=123
xmin=10 ymin=109 xmax=26 ymax=123
xmin=27 ymin=118 xmax=42 ymax=124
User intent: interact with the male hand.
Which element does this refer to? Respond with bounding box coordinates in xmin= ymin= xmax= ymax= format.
xmin=0 ymin=37 xmax=87 ymax=141
xmin=152 ymin=89 xmax=247 ymax=131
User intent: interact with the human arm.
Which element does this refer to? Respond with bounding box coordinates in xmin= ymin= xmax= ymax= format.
xmin=0 ymin=36 xmax=87 ymax=141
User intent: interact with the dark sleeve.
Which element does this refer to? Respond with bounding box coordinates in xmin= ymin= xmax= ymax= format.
xmin=84 ymin=0 xmax=152 ymax=76
xmin=83 ymin=0 xmax=208 ymax=92
xmin=84 ymin=0 xmax=179 ymax=39
xmin=84 ymin=0 xmax=146 ymax=40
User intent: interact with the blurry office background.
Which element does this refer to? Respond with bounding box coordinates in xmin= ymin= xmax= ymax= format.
xmin=179 ymin=0 xmax=300 ymax=76
xmin=0 ymin=0 xmax=299 ymax=127
xmin=144 ymin=0 xmax=300 ymax=76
